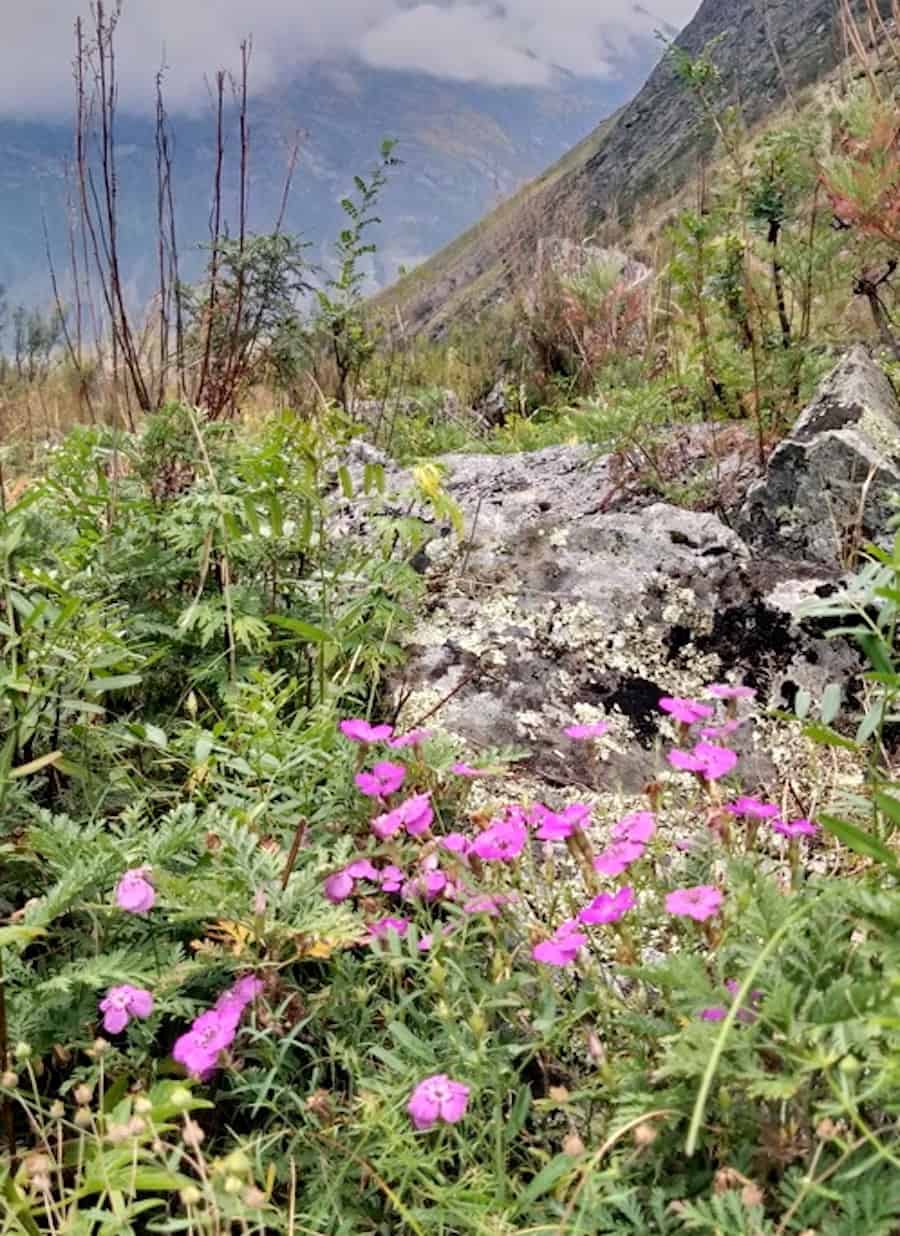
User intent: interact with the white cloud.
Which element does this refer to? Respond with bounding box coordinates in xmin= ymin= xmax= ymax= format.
xmin=0 ymin=0 xmax=700 ymax=116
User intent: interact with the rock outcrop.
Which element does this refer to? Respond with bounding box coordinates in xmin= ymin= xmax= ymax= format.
xmin=738 ymin=346 xmax=900 ymax=566
xmin=385 ymin=349 xmax=898 ymax=793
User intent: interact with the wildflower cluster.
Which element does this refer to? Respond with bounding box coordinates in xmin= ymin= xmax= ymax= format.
xmin=172 ymin=975 xmax=263 ymax=1079
xmin=314 ymin=684 xmax=830 ymax=1121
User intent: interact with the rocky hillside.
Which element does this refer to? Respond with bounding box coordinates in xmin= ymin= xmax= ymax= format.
xmin=376 ymin=0 xmax=880 ymax=338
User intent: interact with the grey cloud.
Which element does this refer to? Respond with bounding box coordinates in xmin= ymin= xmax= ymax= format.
xmin=0 ymin=0 xmax=699 ymax=116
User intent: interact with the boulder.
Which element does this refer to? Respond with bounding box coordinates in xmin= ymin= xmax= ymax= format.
xmin=738 ymin=346 xmax=900 ymax=566
xmin=389 ymin=445 xmax=858 ymax=796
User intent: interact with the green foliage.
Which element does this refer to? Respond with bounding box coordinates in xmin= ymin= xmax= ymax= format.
xmin=309 ymin=140 xmax=401 ymax=410
xmin=2 ymin=437 xmax=899 ymax=1230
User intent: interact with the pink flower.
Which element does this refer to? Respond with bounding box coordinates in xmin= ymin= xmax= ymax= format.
xmin=463 ymin=893 xmax=515 ymax=916
xmin=377 ymin=865 xmax=406 ymax=892
xmin=532 ymin=920 xmax=587 ymax=967
xmin=99 ymin=984 xmax=154 ymax=1034
xmin=439 ymin=832 xmax=471 ymax=855
xmin=699 ymin=1006 xmax=727 ymax=1021
xmin=707 ymin=684 xmax=756 ymax=700
xmin=417 ymin=924 xmax=455 ymax=952
xmin=470 ymin=816 xmax=527 ymax=861
xmin=339 ymin=718 xmax=394 ymax=743
xmin=115 ymin=868 xmax=156 ymax=914
xmin=400 ymin=792 xmax=434 ymax=837
xmin=345 ymin=858 xmax=380 ymax=880
xmin=772 ymin=817 xmax=818 ymax=838
xmin=699 ymin=719 xmax=742 ymax=740
xmin=452 ymin=762 xmax=488 ymax=778
xmin=665 ymin=885 xmax=723 ymax=922
xmin=593 ymin=840 xmax=645 ymax=877
xmin=402 ymin=868 xmax=449 ymax=902
xmin=668 ymin=742 xmax=738 ymax=781
xmin=611 ymin=811 xmax=656 ymax=845
xmin=366 ymin=916 xmax=409 ymax=941
xmin=659 ymin=697 xmax=714 ymax=725
xmin=229 ymin=975 xmax=264 ymax=1005
xmin=373 ymin=793 xmax=433 ymax=837
xmin=371 ymin=807 xmax=404 ymax=839
xmin=564 ymin=722 xmax=609 ymax=739
xmin=213 ymin=975 xmax=262 ymax=1030
xmin=407 ymin=1074 xmax=470 ymax=1130
xmin=355 ymin=761 xmax=406 ymax=798
xmin=727 ymin=796 xmax=779 ymax=819
xmin=324 ymin=870 xmax=355 ymax=903
xmin=173 ymin=1008 xmax=236 ymax=1079
xmin=388 ymin=729 xmax=432 ymax=749
xmin=579 ymin=886 xmax=635 ymax=925
xmin=535 ymin=803 xmax=590 ymax=841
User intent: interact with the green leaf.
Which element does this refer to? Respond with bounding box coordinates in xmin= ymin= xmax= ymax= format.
xmin=84 ymin=674 xmax=142 ymax=694
xmin=506 ymin=1085 xmax=532 ymax=1141
xmin=387 ymin=1021 xmax=432 ymax=1061
xmin=0 ymin=924 xmax=46 ymax=948
xmin=794 ymin=688 xmax=811 ymax=720
xmin=266 ymin=615 xmax=332 ymax=643
xmin=1 ymin=1177 xmax=40 ymax=1235
xmin=515 ymin=1153 xmax=576 ymax=1210
xmin=820 ymin=682 xmax=842 ymax=724
xmin=820 ymin=814 xmax=899 ymax=870
xmin=802 ymin=722 xmax=859 ymax=752
xmin=143 ymin=724 xmax=168 ymax=750
xmin=859 ymin=633 xmax=894 ymax=677
xmin=338 ymin=465 xmax=354 ymax=499
xmin=873 ymin=791 xmax=900 ymax=832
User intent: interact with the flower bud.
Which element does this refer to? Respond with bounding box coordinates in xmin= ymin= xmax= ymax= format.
xmin=75 ymin=1107 xmax=92 ymax=1128
xmin=14 ymin=1041 xmax=32 ymax=1063
xmin=741 ymin=1182 xmax=764 ymax=1208
xmin=182 ymin=1118 xmax=205 ymax=1148
xmin=223 ymin=1149 xmax=251 ymax=1176
xmin=633 ymin=1122 xmax=658 ymax=1148
xmin=242 ymin=1185 xmax=267 ymax=1208
xmin=74 ymin=1084 xmax=93 ymax=1107
xmin=134 ymin=1096 xmax=153 ymax=1115
xmin=562 ymin=1132 xmax=585 ymax=1156
xmin=224 ymin=1175 xmax=243 ymax=1195
xmin=1 ymin=1071 xmax=17 ymax=1089
xmin=25 ymin=1153 xmax=50 ymax=1178
xmin=170 ymin=1087 xmax=193 ymax=1109
xmin=468 ymin=1010 xmax=487 ymax=1041
xmin=127 ymin=1116 xmax=147 ymax=1137
xmin=49 ymin=1100 xmax=65 ymax=1119
xmin=180 ymin=1185 xmax=203 ymax=1207
xmin=89 ymin=1037 xmax=110 ymax=1057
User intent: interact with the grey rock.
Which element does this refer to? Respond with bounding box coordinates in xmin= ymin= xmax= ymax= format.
xmin=738 ymin=347 xmax=900 ymax=565
xmin=391 ymin=437 xmax=859 ymax=793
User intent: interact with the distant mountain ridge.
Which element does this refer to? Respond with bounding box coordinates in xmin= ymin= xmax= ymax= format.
xmin=377 ymin=0 xmax=879 ymax=338
xmin=0 ymin=28 xmax=667 ymax=314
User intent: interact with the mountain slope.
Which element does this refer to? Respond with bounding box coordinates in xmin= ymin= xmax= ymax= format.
xmin=375 ymin=0 xmax=859 ymax=338
xmin=0 ymin=45 xmax=663 ymax=313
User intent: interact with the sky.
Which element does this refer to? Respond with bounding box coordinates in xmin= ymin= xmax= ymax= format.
xmin=0 ymin=0 xmax=700 ymax=117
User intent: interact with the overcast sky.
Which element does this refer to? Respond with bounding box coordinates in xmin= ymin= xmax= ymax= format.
xmin=0 ymin=0 xmax=700 ymax=117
